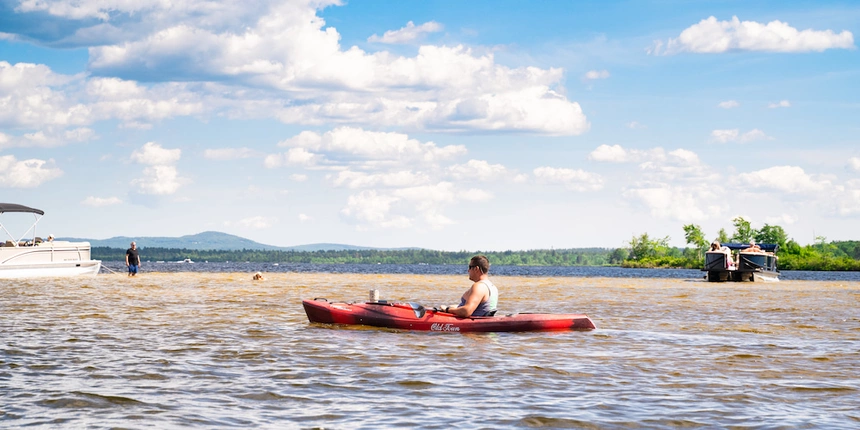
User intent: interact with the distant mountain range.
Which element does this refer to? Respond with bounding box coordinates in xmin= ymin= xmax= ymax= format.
xmin=61 ymin=231 xmax=401 ymax=251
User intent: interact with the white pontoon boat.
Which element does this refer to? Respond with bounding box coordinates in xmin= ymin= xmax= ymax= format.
xmin=0 ymin=203 xmax=101 ymax=278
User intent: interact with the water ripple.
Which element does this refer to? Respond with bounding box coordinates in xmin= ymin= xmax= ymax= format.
xmin=2 ymin=273 xmax=859 ymax=428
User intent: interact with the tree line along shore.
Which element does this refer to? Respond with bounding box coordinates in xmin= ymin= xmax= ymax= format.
xmin=92 ymin=218 xmax=860 ymax=271
xmin=92 ymin=247 xmax=624 ymax=267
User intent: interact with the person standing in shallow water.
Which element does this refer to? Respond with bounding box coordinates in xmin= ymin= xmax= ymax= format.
xmin=125 ymin=242 xmax=141 ymax=277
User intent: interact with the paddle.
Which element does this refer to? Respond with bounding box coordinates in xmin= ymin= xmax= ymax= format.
xmin=372 ymin=299 xmax=445 ymax=319
xmin=408 ymin=302 xmax=426 ymax=318
xmin=388 ymin=302 xmax=428 ymax=318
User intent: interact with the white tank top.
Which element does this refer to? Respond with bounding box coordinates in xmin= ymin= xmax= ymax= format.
xmin=459 ymin=279 xmax=498 ymax=316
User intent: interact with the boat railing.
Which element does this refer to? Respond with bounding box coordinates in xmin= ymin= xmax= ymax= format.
xmin=738 ymin=252 xmax=779 ymax=272
xmin=704 ymin=251 xmax=732 ymax=270
xmin=0 ymin=240 xmax=93 ymax=264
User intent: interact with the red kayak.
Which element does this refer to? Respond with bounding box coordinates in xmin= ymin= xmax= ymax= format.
xmin=302 ymin=298 xmax=596 ymax=333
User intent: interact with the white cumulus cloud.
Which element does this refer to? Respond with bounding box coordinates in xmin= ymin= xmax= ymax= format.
xmin=6 ymin=3 xmax=592 ymax=135
xmin=718 ymin=100 xmax=740 ymax=109
xmin=589 ymin=144 xmax=631 ymax=163
xmin=131 ymin=142 xmax=181 ymax=165
xmin=622 ymin=186 xmax=713 ymax=222
xmin=583 ymin=70 xmax=610 ymax=81
xmin=764 ymin=214 xmax=798 ymax=225
xmin=590 ymin=145 xmax=714 ymax=184
xmin=85 ymin=78 xmax=203 ymax=128
xmin=264 ymin=147 xmax=320 ymax=168
xmin=368 ymin=21 xmax=443 ymax=44
xmin=768 ymin=100 xmax=791 ymax=108
xmin=237 ymin=216 xmax=277 ymax=229
xmin=330 ymin=170 xmax=430 ymax=189
xmin=710 ymin=129 xmax=739 ymax=143
xmin=836 ymin=181 xmax=860 ymax=216
xmin=272 ymin=127 xmax=466 ymax=168
xmin=339 ymin=181 xmax=491 ymax=230
xmin=0 ymin=62 xmax=205 ymax=134
xmin=636 ymin=148 xmax=716 ymax=184
xmin=607 ymin=144 xmax=724 ymax=222
xmin=82 ymin=196 xmax=122 ymax=207
xmin=131 ymin=165 xmax=182 ymax=195
xmin=130 ymin=142 xmax=184 ymax=195
xmin=710 ymin=128 xmax=772 ymax=143
xmin=0 ymin=155 xmax=63 ymax=188
xmin=848 ymin=157 xmax=860 ymax=172
xmin=394 ymin=182 xmax=491 ymax=207
xmin=393 ymin=182 xmax=489 ymax=228
xmin=737 ymin=166 xmax=831 ymax=193
xmin=204 ymin=147 xmax=256 ymax=160
xmin=78 ymin=3 xmax=588 ymax=135
xmin=650 ymin=16 xmax=854 ymax=55
xmin=341 ymin=190 xmax=405 ymax=226
xmin=588 ymin=144 xmax=665 ymax=163
xmin=447 ymin=159 xmax=509 ymax=181
xmin=0 ymin=127 xmax=96 ymax=149
xmin=0 ymin=61 xmax=91 ymax=129
xmin=533 ymin=166 xmax=603 ymax=192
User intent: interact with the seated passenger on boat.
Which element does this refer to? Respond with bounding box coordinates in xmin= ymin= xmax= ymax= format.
xmin=746 ymin=240 xmax=762 ymax=253
xmin=711 ymin=241 xmax=735 ymax=269
xmin=438 ymin=255 xmax=498 ymax=317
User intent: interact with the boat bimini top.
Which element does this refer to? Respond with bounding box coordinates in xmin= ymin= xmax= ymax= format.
xmin=0 ymin=203 xmax=46 ymax=245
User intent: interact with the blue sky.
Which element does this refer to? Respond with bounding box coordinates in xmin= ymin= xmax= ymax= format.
xmin=1 ymin=0 xmax=858 ymax=251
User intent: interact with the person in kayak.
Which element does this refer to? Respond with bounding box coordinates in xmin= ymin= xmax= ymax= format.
xmin=439 ymin=255 xmax=498 ymax=317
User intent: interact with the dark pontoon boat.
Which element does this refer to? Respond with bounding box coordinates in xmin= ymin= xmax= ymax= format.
xmin=703 ymin=243 xmax=779 ymax=282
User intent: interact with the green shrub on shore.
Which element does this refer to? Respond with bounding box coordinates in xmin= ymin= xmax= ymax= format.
xmin=621 ymin=256 xmax=697 ymax=269
xmin=779 ymin=254 xmax=860 ymax=271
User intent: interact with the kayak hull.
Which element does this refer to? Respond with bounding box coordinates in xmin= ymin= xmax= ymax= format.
xmin=302 ymin=299 xmax=596 ymax=333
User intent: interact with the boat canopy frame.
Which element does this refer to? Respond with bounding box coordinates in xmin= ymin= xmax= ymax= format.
xmin=0 ymin=203 xmax=45 ymax=244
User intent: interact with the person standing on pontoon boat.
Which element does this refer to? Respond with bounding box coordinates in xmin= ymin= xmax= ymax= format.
xmin=438 ymin=255 xmax=498 ymax=317
xmin=126 ymin=241 xmax=141 ymax=277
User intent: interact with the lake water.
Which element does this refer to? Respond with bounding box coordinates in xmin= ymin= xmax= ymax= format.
xmin=103 ymin=261 xmax=860 ymax=282
xmin=2 ymin=265 xmax=859 ymax=428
